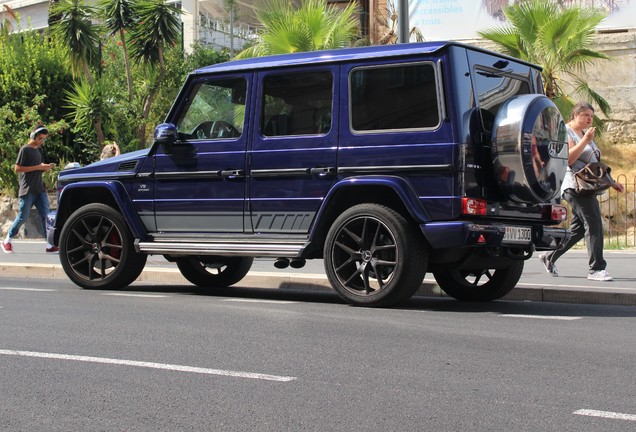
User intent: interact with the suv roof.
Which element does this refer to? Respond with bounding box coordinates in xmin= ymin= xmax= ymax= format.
xmin=192 ymin=41 xmax=539 ymax=75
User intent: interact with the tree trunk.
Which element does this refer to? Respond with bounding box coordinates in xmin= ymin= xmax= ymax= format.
xmin=119 ymin=29 xmax=134 ymax=102
xmin=94 ymin=118 xmax=105 ymax=146
xmin=137 ymin=46 xmax=167 ymax=149
xmin=136 ymin=123 xmax=147 ymax=149
xmin=83 ymin=62 xmax=95 ymax=85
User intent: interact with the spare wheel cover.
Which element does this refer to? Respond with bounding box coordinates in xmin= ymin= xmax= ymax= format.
xmin=491 ymin=94 xmax=568 ymax=203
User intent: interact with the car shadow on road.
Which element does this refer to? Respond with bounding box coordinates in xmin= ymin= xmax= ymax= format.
xmin=124 ymin=282 xmax=345 ymax=303
xmin=403 ymin=296 xmax=636 ymax=317
xmin=120 ymin=282 xmax=636 ymax=318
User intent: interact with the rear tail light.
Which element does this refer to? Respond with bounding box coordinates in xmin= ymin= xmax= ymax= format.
xmin=462 ymin=197 xmax=487 ymax=216
xmin=544 ymin=204 xmax=568 ymax=221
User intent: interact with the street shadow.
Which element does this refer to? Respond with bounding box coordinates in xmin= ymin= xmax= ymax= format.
xmin=402 ymin=296 xmax=636 ymax=318
xmin=118 ymin=281 xmax=636 ymax=318
xmin=123 ymin=282 xmax=345 ymax=304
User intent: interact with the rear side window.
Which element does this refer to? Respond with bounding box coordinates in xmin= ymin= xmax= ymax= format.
xmin=350 ymin=62 xmax=440 ymax=132
xmin=261 ymin=71 xmax=333 ymax=136
xmin=474 ymin=68 xmax=531 ymax=132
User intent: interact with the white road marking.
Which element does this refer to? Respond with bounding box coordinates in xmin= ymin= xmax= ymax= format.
xmin=222 ymin=298 xmax=297 ymax=304
xmin=500 ymin=314 xmax=582 ymax=321
xmin=574 ymin=409 xmax=636 ymax=421
xmin=101 ymin=293 xmax=169 ymax=298
xmin=0 ymin=287 xmax=55 ymax=292
xmin=0 ymin=349 xmax=296 ymax=382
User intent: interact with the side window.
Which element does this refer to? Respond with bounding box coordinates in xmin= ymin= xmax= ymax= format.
xmin=474 ymin=68 xmax=531 ymax=132
xmin=350 ymin=62 xmax=440 ymax=132
xmin=261 ymin=71 xmax=333 ymax=136
xmin=175 ymin=77 xmax=246 ymax=140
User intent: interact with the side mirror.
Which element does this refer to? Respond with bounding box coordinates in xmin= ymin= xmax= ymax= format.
xmin=154 ymin=123 xmax=178 ymax=146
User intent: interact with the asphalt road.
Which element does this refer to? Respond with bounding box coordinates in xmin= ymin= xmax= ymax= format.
xmin=2 ymin=240 xmax=636 ymax=306
xmin=1 ymin=276 xmax=636 ymax=431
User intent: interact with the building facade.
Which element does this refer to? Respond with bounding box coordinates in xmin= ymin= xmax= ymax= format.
xmin=1 ymin=1 xmax=380 ymax=50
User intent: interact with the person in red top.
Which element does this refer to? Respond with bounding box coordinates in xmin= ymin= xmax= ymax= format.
xmin=2 ymin=124 xmax=58 ymax=254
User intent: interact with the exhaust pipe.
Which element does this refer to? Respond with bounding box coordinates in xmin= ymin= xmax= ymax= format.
xmin=274 ymin=258 xmax=290 ymax=269
xmin=290 ymin=258 xmax=306 ymax=269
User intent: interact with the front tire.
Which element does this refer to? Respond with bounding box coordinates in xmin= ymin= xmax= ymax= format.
xmin=176 ymin=256 xmax=253 ymax=288
xmin=433 ymin=260 xmax=524 ymax=301
xmin=59 ymin=203 xmax=147 ymax=289
xmin=324 ymin=204 xmax=427 ymax=307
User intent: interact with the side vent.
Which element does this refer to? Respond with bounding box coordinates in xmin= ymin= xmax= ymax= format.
xmin=117 ymin=161 xmax=139 ymax=172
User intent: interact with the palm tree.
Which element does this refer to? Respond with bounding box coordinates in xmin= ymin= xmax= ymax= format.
xmin=478 ymin=0 xmax=611 ymax=117
xmin=64 ymin=78 xmax=110 ymax=150
xmin=128 ymin=0 xmax=181 ymax=68
xmin=235 ymin=0 xmax=359 ymax=59
xmin=49 ymin=0 xmax=106 ymax=144
xmin=128 ymin=0 xmax=181 ymax=147
xmin=98 ymin=0 xmax=136 ymax=101
xmin=48 ymin=0 xmax=101 ymax=83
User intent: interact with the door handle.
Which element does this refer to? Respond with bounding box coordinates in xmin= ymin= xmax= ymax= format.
xmin=221 ymin=169 xmax=244 ymax=180
xmin=309 ymin=167 xmax=335 ymax=177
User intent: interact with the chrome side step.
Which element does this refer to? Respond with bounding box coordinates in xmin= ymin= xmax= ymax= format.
xmin=136 ymin=240 xmax=305 ymax=257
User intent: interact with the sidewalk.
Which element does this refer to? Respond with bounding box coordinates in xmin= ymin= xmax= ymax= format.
xmin=2 ymin=240 xmax=636 ymax=306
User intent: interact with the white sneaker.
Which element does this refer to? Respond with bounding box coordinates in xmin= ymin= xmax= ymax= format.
xmin=539 ymin=253 xmax=558 ymax=277
xmin=587 ymin=270 xmax=613 ymax=282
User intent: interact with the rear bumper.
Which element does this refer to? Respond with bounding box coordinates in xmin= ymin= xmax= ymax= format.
xmin=421 ymin=221 xmax=570 ymax=251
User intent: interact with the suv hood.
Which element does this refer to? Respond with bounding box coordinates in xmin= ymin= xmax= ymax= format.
xmin=58 ymin=148 xmax=150 ymax=183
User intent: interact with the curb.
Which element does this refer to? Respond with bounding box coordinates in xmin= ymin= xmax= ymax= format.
xmin=2 ymin=262 xmax=636 ymax=307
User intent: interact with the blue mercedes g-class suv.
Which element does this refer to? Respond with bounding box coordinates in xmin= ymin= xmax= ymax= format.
xmin=53 ymin=41 xmax=569 ymax=307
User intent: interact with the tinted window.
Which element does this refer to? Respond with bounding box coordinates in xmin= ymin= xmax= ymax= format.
xmin=175 ymin=78 xmax=246 ymax=140
xmin=474 ymin=68 xmax=531 ymax=131
xmin=350 ymin=63 xmax=439 ymax=132
xmin=261 ymin=71 xmax=333 ymax=136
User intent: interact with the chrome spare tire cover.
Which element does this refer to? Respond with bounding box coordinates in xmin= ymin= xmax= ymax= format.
xmin=491 ymin=94 xmax=568 ymax=204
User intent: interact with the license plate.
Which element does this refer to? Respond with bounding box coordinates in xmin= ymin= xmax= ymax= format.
xmin=503 ymin=226 xmax=532 ymax=244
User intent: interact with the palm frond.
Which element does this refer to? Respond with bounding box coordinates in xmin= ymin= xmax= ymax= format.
xmin=572 ymin=77 xmax=611 ymax=117
xmin=48 ymin=0 xmax=101 ymax=79
xmin=98 ymin=0 xmax=136 ymax=36
xmin=478 ymin=27 xmax=525 ymax=60
xmin=236 ymin=0 xmax=358 ymax=58
xmin=128 ymin=0 xmax=181 ymax=65
xmin=479 ymin=0 xmax=611 ymax=112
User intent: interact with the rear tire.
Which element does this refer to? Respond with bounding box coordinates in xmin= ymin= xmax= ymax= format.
xmin=433 ymin=260 xmax=524 ymax=301
xmin=176 ymin=256 xmax=253 ymax=288
xmin=324 ymin=204 xmax=427 ymax=307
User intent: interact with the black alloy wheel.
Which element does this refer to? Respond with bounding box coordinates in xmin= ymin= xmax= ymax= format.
xmin=59 ymin=203 xmax=147 ymax=289
xmin=324 ymin=204 xmax=427 ymax=307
